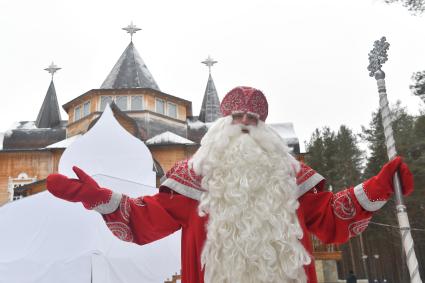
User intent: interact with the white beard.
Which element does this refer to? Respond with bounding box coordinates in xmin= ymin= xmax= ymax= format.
xmin=190 ymin=116 xmax=311 ymax=283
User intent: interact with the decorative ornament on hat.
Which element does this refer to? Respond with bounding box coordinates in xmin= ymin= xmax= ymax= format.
xmin=220 ymin=86 xmax=269 ymax=121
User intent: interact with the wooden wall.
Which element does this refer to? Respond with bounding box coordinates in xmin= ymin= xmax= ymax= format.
xmin=150 ymin=145 xmax=198 ymax=173
xmin=65 ymin=89 xmax=190 ymax=137
xmin=0 ymin=149 xmax=63 ymax=205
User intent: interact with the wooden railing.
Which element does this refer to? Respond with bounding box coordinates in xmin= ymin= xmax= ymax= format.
xmin=311 ymin=234 xmax=342 ymax=260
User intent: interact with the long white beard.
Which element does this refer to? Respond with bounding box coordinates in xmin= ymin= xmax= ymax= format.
xmin=190 ymin=116 xmax=311 ymax=283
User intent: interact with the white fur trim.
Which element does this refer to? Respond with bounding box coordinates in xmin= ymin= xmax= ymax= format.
xmin=93 ymin=192 xmax=122 ymax=214
xmin=353 ymin=183 xmax=387 ymax=212
xmin=163 ymin=172 xmax=325 ymax=201
xmin=296 ymin=172 xmax=325 ymax=198
xmin=161 ymin=178 xmax=202 ymax=200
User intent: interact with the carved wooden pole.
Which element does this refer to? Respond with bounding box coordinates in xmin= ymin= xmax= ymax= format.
xmin=367 ymin=37 xmax=422 ymax=283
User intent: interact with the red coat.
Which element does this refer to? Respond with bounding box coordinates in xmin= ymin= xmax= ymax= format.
xmin=102 ymin=161 xmax=373 ymax=283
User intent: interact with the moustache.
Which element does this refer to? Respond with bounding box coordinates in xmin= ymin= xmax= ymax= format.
xmin=238 ymin=124 xmax=255 ymax=134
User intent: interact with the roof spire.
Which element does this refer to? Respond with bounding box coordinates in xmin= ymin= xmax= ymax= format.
xmin=199 ymin=55 xmax=221 ymax=123
xmin=44 ymin=62 xmax=61 ymax=80
xmin=202 ymin=55 xmax=217 ymax=74
xmin=36 ymin=62 xmax=62 ymax=128
xmin=122 ymin=21 xmax=141 ymax=42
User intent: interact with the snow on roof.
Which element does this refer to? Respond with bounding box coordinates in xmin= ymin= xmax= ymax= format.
xmin=187 ymin=119 xmax=215 ymax=130
xmin=146 ymin=131 xmax=195 ymax=145
xmin=4 ymin=122 xmax=21 ymax=137
xmin=5 ymin=121 xmax=49 ymax=137
xmin=268 ymin=123 xmax=299 ymax=145
xmin=46 ymin=134 xmax=81 ymax=149
xmin=187 ymin=119 xmax=206 ymax=130
xmin=20 ymin=121 xmax=37 ymax=129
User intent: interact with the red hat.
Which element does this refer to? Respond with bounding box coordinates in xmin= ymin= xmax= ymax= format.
xmin=220 ymin=86 xmax=268 ymax=121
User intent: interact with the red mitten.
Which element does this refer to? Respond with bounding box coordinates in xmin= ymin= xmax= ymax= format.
xmin=47 ymin=166 xmax=121 ymax=213
xmin=354 ymin=156 xmax=414 ymax=211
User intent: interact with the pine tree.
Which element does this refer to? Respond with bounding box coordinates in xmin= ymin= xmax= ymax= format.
xmin=384 ymin=0 xmax=425 ymax=15
xmin=360 ymin=111 xmax=387 ymax=179
xmin=305 ymin=127 xmax=339 ymax=190
xmin=410 ymin=70 xmax=425 ymax=104
xmin=333 ymin=125 xmax=363 ymax=190
xmin=305 ymin=128 xmax=325 ymax=173
xmin=321 ymin=127 xmax=339 ymax=188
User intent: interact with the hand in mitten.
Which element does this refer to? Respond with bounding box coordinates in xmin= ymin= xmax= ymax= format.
xmin=47 ymin=166 xmax=120 ymax=213
xmin=354 ymin=156 xmax=414 ymax=211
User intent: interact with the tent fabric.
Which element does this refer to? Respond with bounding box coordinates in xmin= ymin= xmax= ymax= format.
xmin=0 ymin=179 xmax=181 ymax=283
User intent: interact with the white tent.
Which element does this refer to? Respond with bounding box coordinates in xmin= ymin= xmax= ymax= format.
xmin=0 ymin=106 xmax=181 ymax=283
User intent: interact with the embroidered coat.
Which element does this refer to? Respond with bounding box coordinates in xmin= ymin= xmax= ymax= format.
xmin=101 ymin=160 xmax=374 ymax=283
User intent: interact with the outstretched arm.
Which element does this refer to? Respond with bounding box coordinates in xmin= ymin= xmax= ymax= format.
xmin=47 ymin=166 xmax=195 ymax=245
xmin=299 ymin=157 xmax=413 ymax=244
xmin=100 ymin=191 xmax=194 ymax=244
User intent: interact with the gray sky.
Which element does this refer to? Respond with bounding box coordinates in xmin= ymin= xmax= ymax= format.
xmin=1 ymin=0 xmax=424 ymax=150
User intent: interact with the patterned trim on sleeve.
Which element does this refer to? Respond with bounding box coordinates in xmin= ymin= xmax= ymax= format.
xmin=106 ymin=222 xmax=134 ymax=242
xmin=93 ymin=191 xmax=122 ymax=214
xmin=159 ymin=159 xmax=205 ymax=200
xmin=133 ymin=196 xmax=146 ymax=207
xmin=349 ymin=217 xmax=372 ymax=237
xmin=353 ymin=183 xmax=387 ymax=212
xmin=295 ymin=163 xmax=325 ymax=198
xmin=119 ymin=195 xmax=131 ymax=222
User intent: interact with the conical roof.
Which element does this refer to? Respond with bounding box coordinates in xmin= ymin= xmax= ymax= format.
xmin=198 ymin=74 xmax=221 ymax=123
xmin=35 ymin=80 xmax=62 ymax=128
xmin=100 ymin=42 xmax=160 ymax=90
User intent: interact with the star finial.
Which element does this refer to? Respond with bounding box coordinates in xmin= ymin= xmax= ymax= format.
xmin=367 ymin=37 xmax=390 ymax=77
xmin=122 ymin=21 xmax=141 ymax=42
xmin=44 ymin=62 xmax=61 ymax=80
xmin=202 ymin=55 xmax=218 ymax=74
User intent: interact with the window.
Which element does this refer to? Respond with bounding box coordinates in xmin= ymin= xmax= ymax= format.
xmin=83 ymin=101 xmax=91 ymax=117
xmin=116 ymin=96 xmax=128 ymax=110
xmin=100 ymin=96 xmax=113 ymax=111
xmin=8 ymin=172 xmax=36 ymax=202
xmin=167 ymin=102 xmax=177 ymax=118
xmin=156 ymin=98 xmax=165 ymax=115
xmin=13 ymin=194 xmax=23 ymax=201
xmin=74 ymin=106 xmax=81 ymax=121
xmin=131 ymin=95 xmax=143 ymax=110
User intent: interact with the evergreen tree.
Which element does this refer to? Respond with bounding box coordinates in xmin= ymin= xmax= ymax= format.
xmin=321 ymin=127 xmax=339 ymax=188
xmin=333 ymin=125 xmax=364 ymax=190
xmin=305 ymin=126 xmax=363 ymax=190
xmin=304 ymin=128 xmax=325 ymax=173
xmin=384 ymin=0 xmax=425 ymax=15
xmin=410 ymin=70 xmax=425 ymax=104
xmin=305 ymin=127 xmax=339 ymax=190
xmin=360 ymin=111 xmax=387 ymax=179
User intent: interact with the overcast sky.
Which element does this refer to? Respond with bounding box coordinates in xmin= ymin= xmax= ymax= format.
xmin=1 ymin=0 xmax=425 ymax=150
